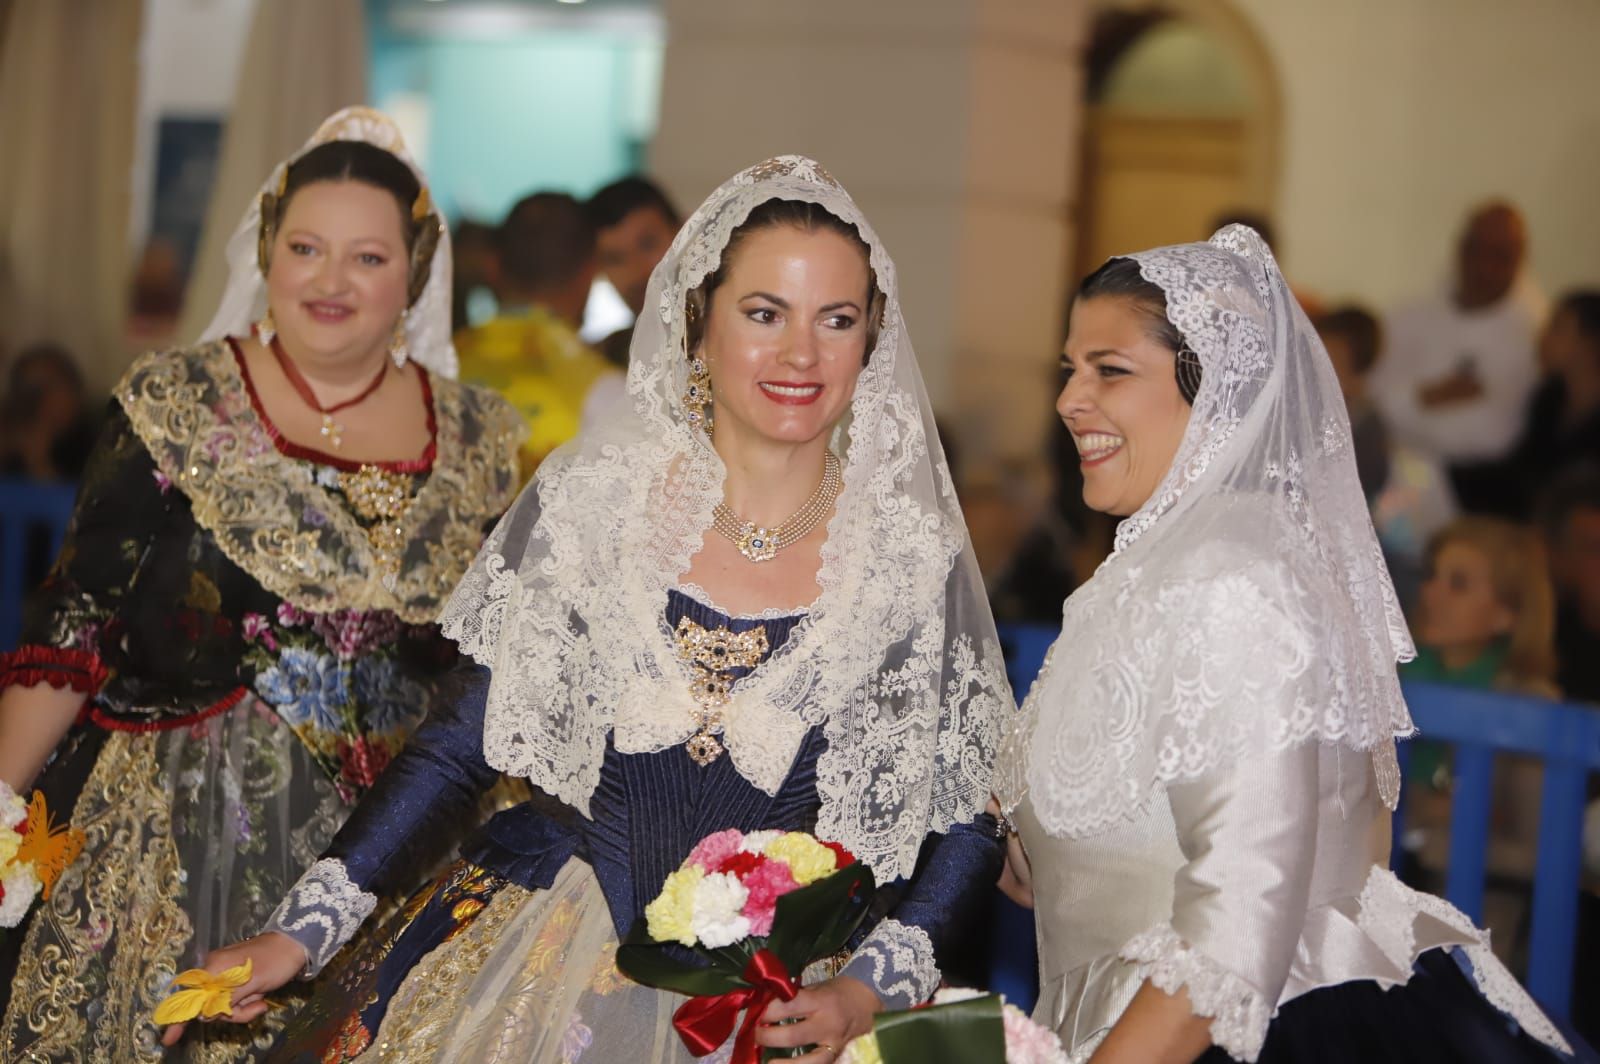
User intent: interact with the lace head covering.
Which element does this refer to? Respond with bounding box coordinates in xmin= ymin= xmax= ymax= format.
xmin=197 ymin=106 xmax=458 ymax=378
xmin=439 ymin=156 xmax=1008 ymax=879
xmin=999 ymin=225 xmax=1416 ymax=839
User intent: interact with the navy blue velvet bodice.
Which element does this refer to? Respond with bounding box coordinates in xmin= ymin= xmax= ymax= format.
xmin=463 ymin=589 xmax=821 ymax=936
xmin=320 ymin=587 xmax=1002 ymax=981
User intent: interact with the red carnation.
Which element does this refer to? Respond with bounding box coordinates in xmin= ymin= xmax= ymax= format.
xmin=821 ymin=841 xmax=855 ymax=868
xmin=716 ymin=851 xmax=766 ymax=879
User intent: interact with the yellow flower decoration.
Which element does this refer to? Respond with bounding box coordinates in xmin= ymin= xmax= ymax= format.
xmin=764 ymin=833 xmax=836 ymax=885
xmin=152 ymin=959 xmax=253 ymax=1025
xmin=645 ymin=866 xmax=704 ymax=947
xmin=0 ymin=825 xmax=19 ymax=869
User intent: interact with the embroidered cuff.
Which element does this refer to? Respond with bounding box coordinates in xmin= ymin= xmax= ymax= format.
xmin=263 ymin=858 xmax=377 ymax=978
xmin=1118 ymin=923 xmax=1273 ymax=1062
xmin=0 ymin=645 xmax=107 ymax=697
xmin=841 ymin=918 xmax=939 ymax=1010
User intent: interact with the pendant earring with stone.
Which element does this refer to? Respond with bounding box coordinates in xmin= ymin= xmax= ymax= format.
xmin=389 ymin=316 xmax=409 ymax=368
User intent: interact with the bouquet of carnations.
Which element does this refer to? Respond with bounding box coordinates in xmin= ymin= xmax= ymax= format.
xmin=837 ymin=988 xmax=1069 ymax=1064
xmin=0 ymin=780 xmax=86 ymax=932
xmin=617 ymin=827 xmax=875 ymax=1064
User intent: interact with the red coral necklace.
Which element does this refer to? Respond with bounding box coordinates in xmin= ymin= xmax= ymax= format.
xmin=267 ymin=334 xmax=388 ymax=449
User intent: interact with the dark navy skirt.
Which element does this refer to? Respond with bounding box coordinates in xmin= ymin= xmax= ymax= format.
xmin=1195 ymin=949 xmax=1594 ymax=1063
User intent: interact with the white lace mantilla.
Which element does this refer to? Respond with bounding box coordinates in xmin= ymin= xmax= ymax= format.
xmin=999 ymin=226 xmax=1415 ymax=840
xmin=440 ymin=156 xmax=1007 ymax=881
xmin=1119 ymin=923 xmax=1276 ymax=1062
xmin=263 ymin=858 xmax=377 ymax=978
xmin=842 ymin=918 xmax=939 ymax=1010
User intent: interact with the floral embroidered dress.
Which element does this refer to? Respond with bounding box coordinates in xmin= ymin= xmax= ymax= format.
xmin=0 ymin=338 xmax=522 ymax=1062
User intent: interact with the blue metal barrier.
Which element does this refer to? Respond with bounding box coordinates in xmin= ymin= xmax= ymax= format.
xmin=1397 ymin=680 xmax=1600 ymax=1021
xmin=0 ymin=478 xmax=77 ymax=650
xmin=992 ymin=625 xmax=1597 ymax=1024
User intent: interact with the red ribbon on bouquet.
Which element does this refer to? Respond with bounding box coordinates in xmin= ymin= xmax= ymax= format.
xmin=672 ymin=948 xmax=798 ymax=1062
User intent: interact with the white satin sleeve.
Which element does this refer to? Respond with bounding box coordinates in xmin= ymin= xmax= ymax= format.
xmin=1117 ymin=741 xmax=1320 ymax=1061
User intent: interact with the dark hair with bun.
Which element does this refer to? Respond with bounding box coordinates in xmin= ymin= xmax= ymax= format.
xmin=262 ymin=140 xmax=439 ymax=305
xmin=1076 ymin=257 xmax=1201 ymax=404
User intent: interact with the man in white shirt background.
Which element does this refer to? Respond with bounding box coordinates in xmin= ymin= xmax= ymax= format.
xmin=1374 ymin=202 xmax=1547 ymax=513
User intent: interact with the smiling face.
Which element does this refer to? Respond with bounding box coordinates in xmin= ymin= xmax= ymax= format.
xmin=265 ymin=180 xmax=412 ymax=364
xmin=1057 ymin=295 xmax=1193 ymax=517
xmin=698 ymin=224 xmax=872 ymax=453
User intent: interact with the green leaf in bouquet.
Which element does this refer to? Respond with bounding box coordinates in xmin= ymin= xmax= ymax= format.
xmin=873 ymin=993 xmax=1007 ymax=1063
xmin=616 ymin=921 xmax=755 ymax=996
xmin=764 ymin=862 xmax=876 ymax=974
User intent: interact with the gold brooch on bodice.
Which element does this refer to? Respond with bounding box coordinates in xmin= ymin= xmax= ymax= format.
xmin=673 ymin=616 xmax=769 ymax=766
xmin=336 ymin=465 xmax=418 ymax=577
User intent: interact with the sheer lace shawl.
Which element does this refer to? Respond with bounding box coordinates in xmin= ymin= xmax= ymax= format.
xmin=999 ymin=226 xmax=1416 ymax=840
xmin=196 ymin=106 xmax=458 ymax=379
xmin=440 ymin=157 xmax=1007 ymax=880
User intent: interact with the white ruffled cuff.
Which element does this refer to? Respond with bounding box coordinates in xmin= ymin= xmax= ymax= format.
xmin=1118 ymin=923 xmax=1274 ymax=1062
xmin=263 ymin=858 xmax=377 ymax=978
xmin=841 ymin=918 xmax=939 ymax=1010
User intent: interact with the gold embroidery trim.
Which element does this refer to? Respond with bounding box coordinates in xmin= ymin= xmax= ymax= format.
xmin=118 ymin=342 xmax=524 ymax=624
xmin=1 ymin=733 xmax=190 ymax=1062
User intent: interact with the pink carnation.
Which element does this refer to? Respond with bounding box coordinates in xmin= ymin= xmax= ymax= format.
xmin=740 ymin=857 xmax=799 ymax=936
xmin=276 ymin=602 xmax=308 ymax=627
xmin=685 ymin=828 xmax=745 ymax=873
xmin=1002 ymin=1001 xmax=1069 ymax=1064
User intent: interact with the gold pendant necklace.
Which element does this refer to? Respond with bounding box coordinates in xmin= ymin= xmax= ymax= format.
xmin=673 ymin=616 xmax=769 ymax=765
xmin=711 ymin=451 xmax=841 ymax=563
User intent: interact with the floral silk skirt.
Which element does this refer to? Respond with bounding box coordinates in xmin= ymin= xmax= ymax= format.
xmin=0 ymin=695 xmax=348 ymax=1062
xmin=269 ymin=857 xmax=745 ymax=1064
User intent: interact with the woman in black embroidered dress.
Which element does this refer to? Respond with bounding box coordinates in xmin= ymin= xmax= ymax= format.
xmin=0 ymin=108 xmax=522 ymax=1062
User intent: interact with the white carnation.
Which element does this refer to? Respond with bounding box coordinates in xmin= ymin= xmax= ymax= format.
xmin=0 ymin=864 xmax=41 ymax=928
xmin=690 ymin=871 xmax=751 ymax=949
xmin=0 ymin=782 xmax=25 ymax=829
xmin=740 ymin=830 xmax=782 ymax=854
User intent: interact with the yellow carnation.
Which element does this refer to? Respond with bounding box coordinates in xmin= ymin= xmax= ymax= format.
xmin=0 ymin=826 xmax=19 ymax=869
xmin=763 ymin=833 xmax=836 ymax=885
xmin=645 ymin=866 xmax=704 ymax=947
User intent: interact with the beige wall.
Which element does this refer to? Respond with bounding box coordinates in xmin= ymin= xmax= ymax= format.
xmin=652 ymin=0 xmax=1088 ymax=464
xmin=1229 ymin=0 xmax=1600 ymax=309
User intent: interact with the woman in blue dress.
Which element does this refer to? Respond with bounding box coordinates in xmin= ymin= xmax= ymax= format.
xmin=166 ymin=156 xmax=1009 ymax=1063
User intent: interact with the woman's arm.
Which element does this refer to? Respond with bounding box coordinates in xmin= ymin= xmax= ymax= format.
xmin=0 ymin=684 xmax=85 ymax=791
xmin=0 ymin=404 xmax=170 ymax=789
xmin=1090 ymin=981 xmax=1213 ymax=1064
xmin=262 ymin=662 xmax=503 ymax=973
xmin=1091 ymin=742 xmax=1321 ymax=1064
xmin=162 ymin=662 xmax=504 ymax=1046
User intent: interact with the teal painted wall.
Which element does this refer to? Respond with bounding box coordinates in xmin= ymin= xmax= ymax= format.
xmin=369 ymin=7 xmax=661 ymax=224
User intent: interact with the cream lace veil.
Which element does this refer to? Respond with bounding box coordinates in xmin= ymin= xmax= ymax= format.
xmin=197 ymin=106 xmax=458 ymax=379
xmin=999 ymin=225 xmax=1417 ymax=839
xmin=439 ymin=156 xmax=1008 ymax=880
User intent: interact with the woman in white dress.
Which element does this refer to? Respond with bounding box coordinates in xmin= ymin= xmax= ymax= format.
xmin=997 ymin=226 xmax=1581 ymax=1063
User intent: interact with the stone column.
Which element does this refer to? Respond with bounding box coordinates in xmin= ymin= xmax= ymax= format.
xmin=651 ymin=0 xmax=1088 ymax=466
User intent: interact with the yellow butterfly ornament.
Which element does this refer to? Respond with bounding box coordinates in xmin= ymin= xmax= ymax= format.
xmin=153 ymin=959 xmax=255 ymax=1025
